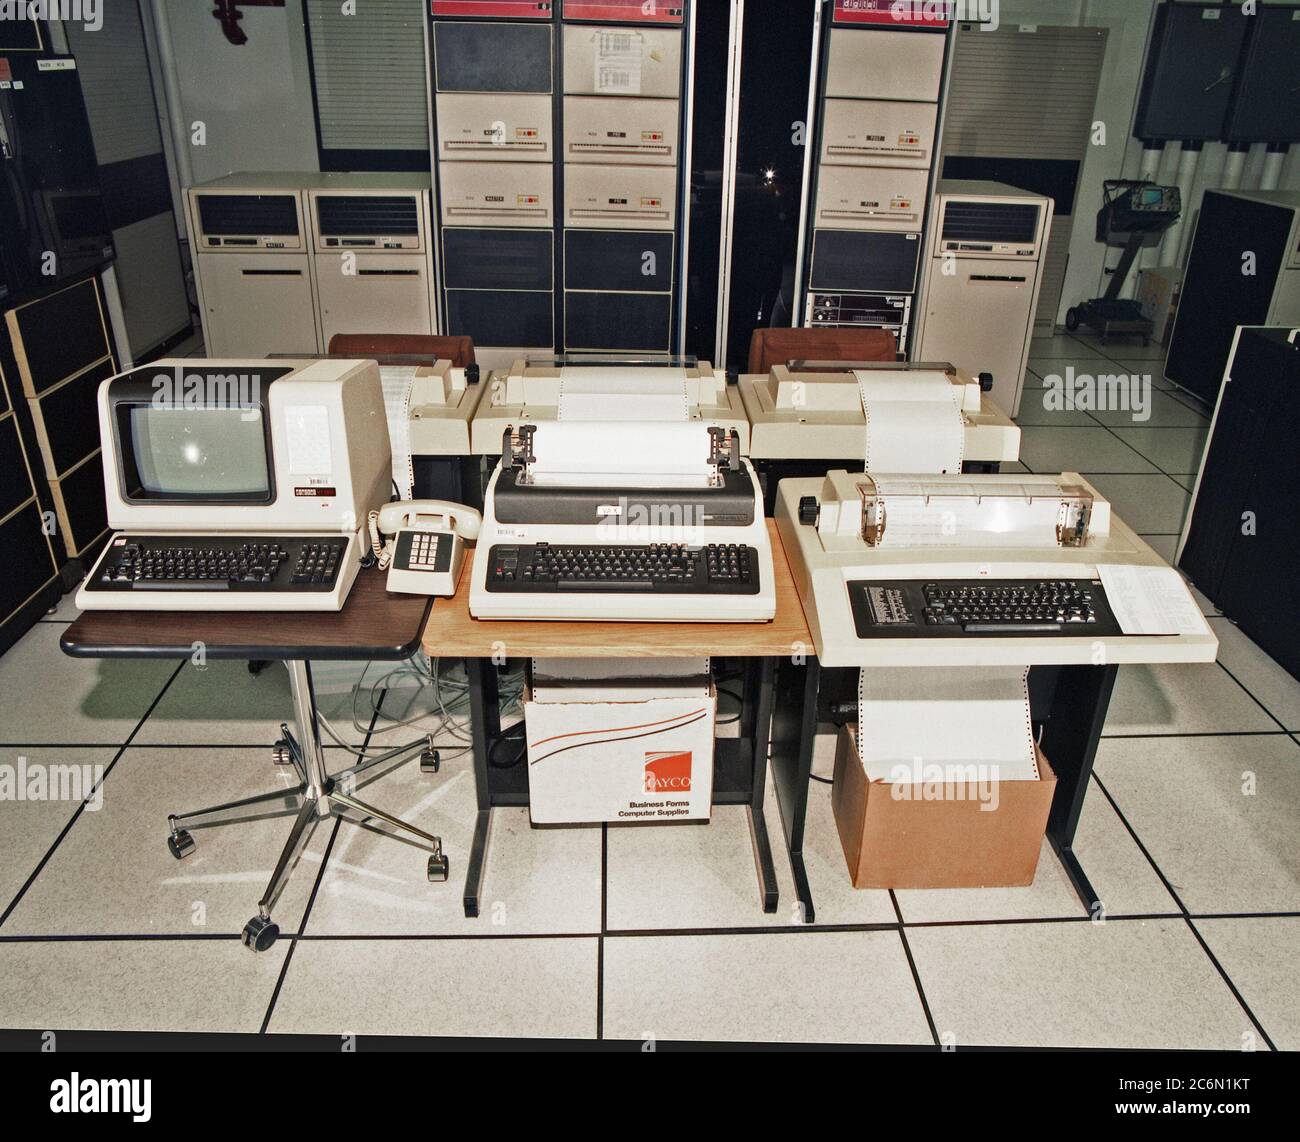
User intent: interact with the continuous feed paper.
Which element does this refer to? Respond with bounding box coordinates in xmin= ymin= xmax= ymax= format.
xmin=856 ymin=369 xmax=964 ymax=475
xmin=379 ymin=365 xmax=416 ymax=500
xmin=856 ymin=665 xmax=1039 ymax=783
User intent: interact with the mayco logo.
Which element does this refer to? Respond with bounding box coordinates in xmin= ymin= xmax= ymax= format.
xmin=645 ymin=750 xmax=692 ymax=793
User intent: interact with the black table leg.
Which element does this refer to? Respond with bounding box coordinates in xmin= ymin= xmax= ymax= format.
xmin=769 ymin=655 xmax=821 ymax=924
xmin=464 ymin=657 xmax=501 ymax=918
xmin=1038 ymin=663 xmax=1118 ymax=918
xmin=741 ymin=657 xmax=779 ymax=913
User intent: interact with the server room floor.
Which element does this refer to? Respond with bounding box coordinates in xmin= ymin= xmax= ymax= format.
xmin=1 ymin=332 xmax=1296 ymax=1049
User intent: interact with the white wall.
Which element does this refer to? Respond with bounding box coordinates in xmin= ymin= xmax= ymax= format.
xmin=155 ymin=0 xmax=319 ymax=186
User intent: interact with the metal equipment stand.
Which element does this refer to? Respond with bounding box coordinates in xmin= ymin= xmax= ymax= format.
xmin=164 ymin=660 xmax=448 ymax=952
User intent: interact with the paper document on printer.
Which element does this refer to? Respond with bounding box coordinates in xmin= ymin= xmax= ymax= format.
xmin=1096 ymin=564 xmax=1206 ymax=636
xmin=526 ymin=421 xmax=716 ymax=488
xmin=857 ymin=370 xmax=964 ymax=474
xmin=856 ymin=665 xmax=1039 ymax=783
xmin=380 ymin=365 xmax=416 ymax=499
xmin=557 ymin=368 xmax=689 ymax=422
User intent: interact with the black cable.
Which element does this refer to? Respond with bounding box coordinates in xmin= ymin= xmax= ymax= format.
xmin=809 ymin=773 xmax=833 ymax=785
xmin=715 ymin=685 xmax=743 ymax=726
xmin=488 ymin=722 xmax=527 ymax=770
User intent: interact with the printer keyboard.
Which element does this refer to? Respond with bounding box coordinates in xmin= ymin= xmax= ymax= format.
xmin=85 ymin=535 xmax=349 ymax=594
xmin=848 ymin=578 xmax=1122 ymax=638
xmin=485 ymin=543 xmax=761 ymax=595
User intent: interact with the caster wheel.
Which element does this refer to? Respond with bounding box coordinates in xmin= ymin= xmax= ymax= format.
xmin=1065 ymin=307 xmax=1080 ymax=332
xmin=241 ymin=916 xmax=279 ymax=952
xmin=247 ymin=659 xmax=270 ymax=676
xmin=419 ymin=747 xmax=441 ymax=775
xmin=167 ymin=829 xmax=195 ymax=860
xmin=427 ymin=854 xmax=450 ymax=883
xmin=271 ymin=741 xmax=293 ymax=766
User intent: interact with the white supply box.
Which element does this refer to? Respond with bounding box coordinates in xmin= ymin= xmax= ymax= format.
xmin=524 ymin=658 xmax=715 ymax=824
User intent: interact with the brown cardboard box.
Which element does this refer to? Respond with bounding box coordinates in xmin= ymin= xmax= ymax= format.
xmin=831 ymin=725 xmax=1056 ymax=889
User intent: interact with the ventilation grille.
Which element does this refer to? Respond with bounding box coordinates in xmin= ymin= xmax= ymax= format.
xmin=316 ymin=195 xmax=420 ymax=237
xmin=197 ymin=195 xmax=299 ymax=237
xmin=307 ymin=0 xmax=430 ymax=150
xmin=941 ymin=201 xmax=1040 ymax=244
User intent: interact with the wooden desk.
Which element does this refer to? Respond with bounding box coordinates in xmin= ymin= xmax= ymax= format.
xmin=424 ymin=521 xmax=810 ymax=918
xmin=62 ymin=567 xmax=431 ymax=661
xmin=420 ymin=521 xmax=810 ymax=658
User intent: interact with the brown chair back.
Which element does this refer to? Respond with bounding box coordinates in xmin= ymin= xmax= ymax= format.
xmin=746 ymin=327 xmax=898 ymax=374
xmin=326 ymin=333 xmax=476 ymax=368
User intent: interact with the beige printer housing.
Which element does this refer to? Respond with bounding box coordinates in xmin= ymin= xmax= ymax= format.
xmin=469 ymin=359 xmax=748 ymax=455
xmin=738 ymin=364 xmax=1020 ymax=464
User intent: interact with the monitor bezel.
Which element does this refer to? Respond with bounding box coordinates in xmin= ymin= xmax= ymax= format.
xmin=107 ymin=366 xmax=291 ymax=506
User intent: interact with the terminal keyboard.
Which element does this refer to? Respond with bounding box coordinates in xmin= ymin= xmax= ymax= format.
xmin=85 ymin=535 xmax=349 ymax=595
xmin=484 ymin=543 xmax=761 ymax=595
xmin=848 ymin=578 xmax=1122 ymax=638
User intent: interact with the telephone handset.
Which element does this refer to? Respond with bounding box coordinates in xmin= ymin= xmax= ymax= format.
xmin=369 ymin=500 xmax=481 ymax=596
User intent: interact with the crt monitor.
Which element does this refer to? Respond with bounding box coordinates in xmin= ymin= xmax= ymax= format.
xmin=98 ymin=358 xmax=392 ymax=535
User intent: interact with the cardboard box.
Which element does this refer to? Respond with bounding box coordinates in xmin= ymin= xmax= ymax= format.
xmin=1135 ymin=265 xmax=1183 ymax=347
xmin=831 ymin=725 xmax=1056 ymax=889
xmin=525 ymin=658 xmax=715 ymax=825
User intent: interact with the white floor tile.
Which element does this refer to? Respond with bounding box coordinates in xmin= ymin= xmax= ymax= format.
xmin=1083 ymin=473 xmax=1190 ymax=535
xmin=606 ymin=807 xmax=784 ymax=931
xmin=0 ymin=747 xmax=118 ymax=916
xmin=306 ymin=747 xmax=602 ymax=936
xmin=1208 ymin=618 xmax=1299 ymax=731
xmin=1194 ymin=917 xmax=1300 ymax=1050
xmin=1070 ymin=332 xmax=1168 ymax=362
xmin=1104 ymin=660 xmax=1280 ymax=736
xmin=268 ymin=937 xmax=598 ymax=1039
xmin=1108 ymin=426 xmax=1207 ymax=474
xmin=1092 ymin=391 xmax=1207 ymax=429
xmin=1 ymin=746 xmax=338 ymax=937
xmin=0 ymin=624 xmax=176 ymax=745
xmin=602 ymin=930 xmax=932 ymax=1045
xmin=1018 ymin=427 xmax=1155 ymax=475
xmin=911 ymin=918 xmax=1254 ymax=1049
xmin=0 ymin=938 xmax=286 ymax=1033
xmin=1094 ymin=735 xmax=1300 ymax=914
xmin=1141 ymin=534 xmax=1178 ymax=562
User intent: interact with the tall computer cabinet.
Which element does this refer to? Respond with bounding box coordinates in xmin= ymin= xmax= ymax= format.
xmin=1165 ymin=189 xmax=1300 ymax=405
xmin=1179 ymin=327 xmax=1299 ymax=680
xmin=429 ymin=0 xmax=691 ymax=367
xmin=800 ymin=3 xmax=951 ymax=356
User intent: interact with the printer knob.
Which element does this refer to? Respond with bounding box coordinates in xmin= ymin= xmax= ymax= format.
xmin=798 ymin=496 xmax=819 ymax=525
xmin=725 ymin=367 xmax=739 ymax=385
xmin=978 ymin=371 xmax=994 ymax=392
xmin=466 ymin=363 xmax=481 ymax=385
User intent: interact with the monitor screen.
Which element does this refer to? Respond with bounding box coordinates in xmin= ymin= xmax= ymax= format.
xmin=127 ymin=406 xmax=271 ymax=499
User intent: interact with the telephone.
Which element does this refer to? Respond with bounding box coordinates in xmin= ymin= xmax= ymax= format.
xmin=369 ymin=500 xmax=481 ymax=596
